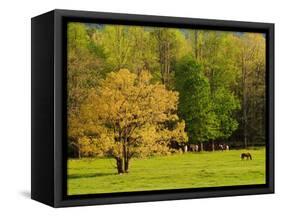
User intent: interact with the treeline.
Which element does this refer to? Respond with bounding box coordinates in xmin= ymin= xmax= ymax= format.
xmin=67 ymin=23 xmax=266 ymax=158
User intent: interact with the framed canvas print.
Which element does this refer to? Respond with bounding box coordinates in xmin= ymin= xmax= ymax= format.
xmin=31 ymin=9 xmax=274 ymax=207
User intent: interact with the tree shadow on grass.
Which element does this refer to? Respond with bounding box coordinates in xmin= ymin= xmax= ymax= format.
xmin=68 ymin=172 xmax=116 ymax=179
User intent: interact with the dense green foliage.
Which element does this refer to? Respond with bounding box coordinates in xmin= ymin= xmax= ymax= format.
xmin=68 ymin=148 xmax=265 ymax=195
xmin=175 ymin=55 xmax=217 ymax=145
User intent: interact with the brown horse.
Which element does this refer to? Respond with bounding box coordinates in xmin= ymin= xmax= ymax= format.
xmin=241 ymin=152 xmax=252 ymax=160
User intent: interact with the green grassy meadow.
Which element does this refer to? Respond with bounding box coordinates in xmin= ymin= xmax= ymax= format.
xmin=67 ymin=148 xmax=266 ymax=195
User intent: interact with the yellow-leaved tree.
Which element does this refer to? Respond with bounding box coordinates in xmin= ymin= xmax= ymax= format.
xmin=80 ymin=69 xmax=188 ymax=174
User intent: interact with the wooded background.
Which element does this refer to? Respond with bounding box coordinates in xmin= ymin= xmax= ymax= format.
xmin=67 ymin=23 xmax=266 ymax=163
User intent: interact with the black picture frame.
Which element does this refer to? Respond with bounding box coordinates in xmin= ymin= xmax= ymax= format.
xmin=31 ymin=9 xmax=274 ymax=207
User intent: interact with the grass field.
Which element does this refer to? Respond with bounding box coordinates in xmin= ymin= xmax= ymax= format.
xmin=67 ymin=148 xmax=265 ymax=195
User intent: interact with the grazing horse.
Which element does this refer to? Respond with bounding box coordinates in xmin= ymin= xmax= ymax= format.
xmin=241 ymin=152 xmax=252 ymax=160
xmin=225 ymin=144 xmax=229 ymax=151
xmin=218 ymin=144 xmax=224 ymax=151
xmin=218 ymin=144 xmax=229 ymax=151
xmin=189 ymin=144 xmax=199 ymax=152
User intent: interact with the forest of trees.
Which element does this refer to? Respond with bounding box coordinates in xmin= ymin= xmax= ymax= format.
xmin=67 ymin=22 xmax=266 ymax=173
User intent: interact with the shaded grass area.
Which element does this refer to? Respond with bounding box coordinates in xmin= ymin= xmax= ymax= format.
xmin=67 ymin=148 xmax=265 ymax=195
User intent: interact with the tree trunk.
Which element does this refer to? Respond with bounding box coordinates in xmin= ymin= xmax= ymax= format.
xmin=244 ymin=132 xmax=248 ymax=149
xmin=212 ymin=140 xmax=215 ymax=152
xmin=116 ymin=157 xmax=124 ymax=174
xmin=78 ymin=144 xmax=81 ymax=159
xmin=194 ymin=30 xmax=199 ymax=60
xmin=157 ymin=30 xmax=171 ymax=88
xmin=200 ymin=142 xmax=204 ymax=152
xmin=242 ymin=57 xmax=248 ymax=149
xmin=124 ymin=158 xmax=129 ymax=173
xmin=123 ymin=145 xmax=130 ymax=173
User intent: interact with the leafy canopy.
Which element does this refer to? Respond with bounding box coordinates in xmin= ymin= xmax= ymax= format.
xmin=79 ymin=69 xmax=188 ymax=158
